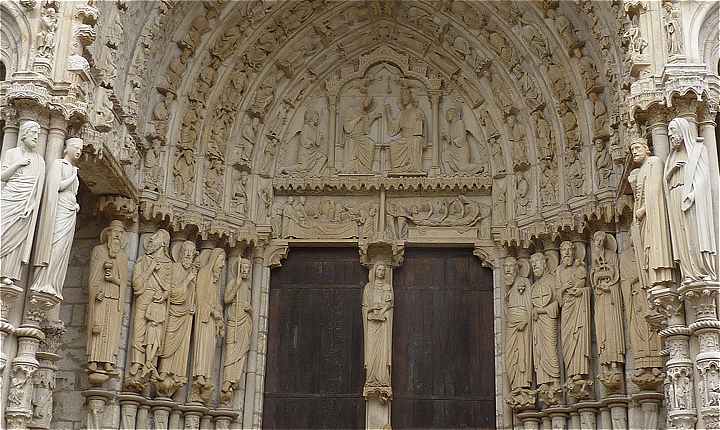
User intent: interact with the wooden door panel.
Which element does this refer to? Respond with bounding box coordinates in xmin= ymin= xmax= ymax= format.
xmin=263 ymin=248 xmax=366 ymax=429
xmin=392 ymin=248 xmax=496 ymax=430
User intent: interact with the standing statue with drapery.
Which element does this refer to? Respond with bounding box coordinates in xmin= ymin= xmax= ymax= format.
xmin=628 ymin=138 xmax=675 ymax=288
xmin=529 ymin=252 xmax=562 ymax=406
xmin=157 ymin=241 xmax=198 ymax=398
xmin=30 ymin=138 xmax=83 ymax=302
xmin=503 ymin=256 xmax=534 ymax=408
xmin=126 ymin=230 xmax=173 ymax=391
xmin=590 ymin=231 xmax=625 ymax=393
xmin=86 ymin=220 xmax=129 ymax=385
xmin=363 ymin=263 xmax=393 ymax=401
xmin=191 ymin=248 xmax=226 ymax=404
xmin=220 ymin=257 xmax=254 ymax=406
xmin=665 ymin=117 xmax=717 ymax=283
xmin=1 ymin=121 xmax=45 ymax=287
xmin=557 ymin=241 xmax=593 ymax=400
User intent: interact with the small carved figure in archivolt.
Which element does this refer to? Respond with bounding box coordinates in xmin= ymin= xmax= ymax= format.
xmin=221 ymin=257 xmax=254 ymax=406
xmin=1 ymin=121 xmax=45 ymax=286
xmin=363 ymin=263 xmax=393 ymax=401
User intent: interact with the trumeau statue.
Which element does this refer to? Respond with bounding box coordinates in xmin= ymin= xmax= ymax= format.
xmin=220 ymin=257 xmax=254 ymax=406
xmin=590 ymin=231 xmax=625 ymax=391
xmin=385 ymin=85 xmax=426 ymax=175
xmin=557 ymin=241 xmax=593 ymax=399
xmin=503 ymin=257 xmax=533 ymax=407
xmin=529 ymin=252 xmax=561 ymax=406
xmin=342 ymin=81 xmax=380 ymax=174
xmin=191 ymin=248 xmax=226 ymax=404
xmin=281 ymin=109 xmax=328 ymax=176
xmin=30 ymin=138 xmax=83 ymax=302
xmin=441 ymin=107 xmax=487 ymax=176
xmin=665 ymin=118 xmax=717 ymax=283
xmin=363 ymin=263 xmax=393 ymax=401
xmin=157 ymin=241 xmax=198 ymax=398
xmin=87 ymin=220 xmax=129 ymax=384
xmin=1 ymin=121 xmax=45 ymax=286
xmin=628 ymin=139 xmax=674 ymax=288
xmin=127 ymin=230 xmax=173 ymax=391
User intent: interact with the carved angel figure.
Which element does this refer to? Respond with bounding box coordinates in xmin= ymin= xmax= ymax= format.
xmin=281 ymin=109 xmax=327 ymax=176
xmin=30 ymin=138 xmax=83 ymax=302
xmin=363 ymin=263 xmax=393 ymax=401
xmin=87 ymin=221 xmax=129 ymax=378
xmin=1 ymin=121 xmax=45 ymax=285
xmin=441 ymin=107 xmax=486 ymax=175
xmin=220 ymin=258 xmax=254 ymax=406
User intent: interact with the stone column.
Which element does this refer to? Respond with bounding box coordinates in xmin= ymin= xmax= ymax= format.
xmin=4 ymin=322 xmax=44 ymax=430
xmin=182 ymin=404 xmax=204 ymax=430
xmin=517 ymin=411 xmax=542 ymax=430
xmin=647 ymin=109 xmax=670 ymax=162
xmin=430 ymin=90 xmax=441 ymax=176
xmin=28 ymin=319 xmax=64 ymax=430
xmin=43 ymin=114 xmax=67 ymax=163
xmin=211 ymin=409 xmax=237 ymax=430
xmin=632 ymin=392 xmax=663 ymax=430
xmin=655 ymin=294 xmax=697 ymax=430
xmin=150 ymin=398 xmax=174 ymax=430
xmin=598 ymin=407 xmax=611 ymax=430
xmin=168 ymin=408 xmax=183 ymax=429
xmin=242 ymin=251 xmax=270 ymax=428
xmin=135 ymin=402 xmax=151 ymax=430
xmin=681 ymin=280 xmax=720 ymax=429
xmin=607 ymin=397 xmax=629 ymax=430
xmin=82 ymin=390 xmax=112 ymax=430
xmin=118 ymin=392 xmax=143 ymax=430
xmin=576 ymin=402 xmax=599 ymax=430
xmin=327 ymin=97 xmax=338 ymax=174
xmin=698 ymin=105 xmax=719 ymax=256
xmin=1 ymin=106 xmax=19 ymax=159
xmin=546 ymin=407 xmax=570 ymax=430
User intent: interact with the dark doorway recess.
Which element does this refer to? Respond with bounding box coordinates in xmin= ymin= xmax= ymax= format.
xmin=392 ymin=248 xmax=496 ymax=430
xmin=263 ymin=247 xmax=366 ymax=429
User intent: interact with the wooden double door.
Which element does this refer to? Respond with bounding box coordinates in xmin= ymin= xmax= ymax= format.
xmin=263 ymin=248 xmax=495 ymax=429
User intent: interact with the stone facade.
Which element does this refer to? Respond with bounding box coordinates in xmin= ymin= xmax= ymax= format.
xmin=0 ymin=1 xmax=718 ymax=429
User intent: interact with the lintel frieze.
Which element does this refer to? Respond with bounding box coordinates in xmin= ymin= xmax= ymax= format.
xmin=272 ymin=175 xmax=492 ymax=194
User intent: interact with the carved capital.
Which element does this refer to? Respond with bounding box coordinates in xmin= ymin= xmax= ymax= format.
xmin=262 ymin=241 xmax=289 ymax=268
xmin=96 ymin=196 xmax=138 ymax=223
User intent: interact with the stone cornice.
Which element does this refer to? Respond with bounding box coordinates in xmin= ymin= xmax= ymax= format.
xmin=628 ymin=64 xmax=720 ymax=116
